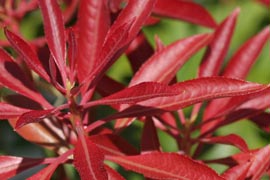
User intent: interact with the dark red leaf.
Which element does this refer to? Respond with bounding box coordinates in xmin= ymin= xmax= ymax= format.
xmin=141 ymin=118 xmax=161 ymax=152
xmin=222 ymin=26 xmax=270 ymax=78
xmin=200 ymin=134 xmax=249 ymax=152
xmin=130 ymin=33 xmax=212 ymax=85
xmin=81 ymin=0 xmax=156 ymax=94
xmin=107 ymin=77 xmax=265 ymax=119
xmin=84 ymin=82 xmax=180 ymax=108
xmin=222 ymin=161 xmax=251 ymax=180
xmin=0 ymin=156 xmax=44 ymax=179
xmin=74 ymin=135 xmax=108 ymax=180
xmin=199 ymin=8 xmax=240 ymax=77
xmin=106 ymin=152 xmax=224 ymax=179
xmin=90 ymin=134 xmax=139 ymax=156
xmin=76 ymin=0 xmax=110 ymax=83
xmin=0 ymin=102 xmax=29 ymax=119
xmin=4 ymin=29 xmax=50 ymax=82
xmin=15 ymin=109 xmax=54 ymax=129
xmin=247 ymin=145 xmax=270 ymax=180
xmin=27 ymin=150 xmax=71 ymax=180
xmin=257 ymin=0 xmax=270 ymax=6
xmin=153 ymin=0 xmax=217 ymax=28
xmin=0 ymin=48 xmax=51 ymax=108
xmin=38 ymin=0 xmax=67 ymax=85
xmin=126 ymin=33 xmax=154 ymax=73
xmin=105 ymin=165 xmax=125 ymax=180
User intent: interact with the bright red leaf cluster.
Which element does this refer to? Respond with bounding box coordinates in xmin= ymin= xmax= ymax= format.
xmin=0 ymin=0 xmax=269 ymax=179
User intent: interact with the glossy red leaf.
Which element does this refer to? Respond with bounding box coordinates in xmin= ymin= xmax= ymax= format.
xmin=84 ymin=82 xmax=180 ymax=108
xmin=153 ymin=0 xmax=217 ymax=28
xmin=90 ymin=134 xmax=139 ymax=156
xmin=199 ymin=8 xmax=240 ymax=77
xmin=38 ymin=0 xmax=67 ymax=84
xmin=222 ymin=26 xmax=270 ymax=78
xmin=82 ymin=0 xmax=156 ymax=93
xmin=0 ymin=48 xmax=51 ymax=108
xmin=108 ymin=77 xmax=265 ymax=119
xmin=106 ymin=152 xmax=224 ymax=179
xmin=126 ymin=33 xmax=154 ymax=73
xmin=15 ymin=109 xmax=54 ymax=129
xmin=200 ymin=134 xmax=249 ymax=152
xmin=27 ymin=150 xmax=71 ymax=180
xmin=130 ymin=34 xmax=212 ymax=86
xmin=222 ymin=161 xmax=251 ymax=180
xmin=0 ymin=102 xmax=29 ymax=119
xmin=247 ymin=145 xmax=270 ymax=180
xmin=74 ymin=135 xmax=108 ymax=180
xmin=141 ymin=118 xmax=161 ymax=152
xmin=4 ymin=29 xmax=50 ymax=82
xmin=105 ymin=165 xmax=125 ymax=180
xmin=0 ymin=156 xmax=44 ymax=179
xmin=76 ymin=0 xmax=110 ymax=83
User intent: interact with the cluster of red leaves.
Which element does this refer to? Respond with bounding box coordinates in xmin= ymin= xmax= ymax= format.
xmin=0 ymin=0 xmax=269 ymax=179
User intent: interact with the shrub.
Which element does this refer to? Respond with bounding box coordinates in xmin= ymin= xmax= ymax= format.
xmin=0 ymin=0 xmax=269 ymax=179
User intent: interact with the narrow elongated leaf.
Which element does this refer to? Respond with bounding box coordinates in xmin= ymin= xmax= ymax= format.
xmin=0 ymin=102 xmax=29 ymax=119
xmin=126 ymin=33 xmax=154 ymax=73
xmin=106 ymin=77 xmax=266 ymax=119
xmin=222 ymin=161 xmax=251 ymax=180
xmin=153 ymin=0 xmax=217 ymax=28
xmin=84 ymin=82 xmax=180 ymax=108
xmin=76 ymin=0 xmax=110 ymax=83
xmin=82 ymin=0 xmax=156 ymax=94
xmin=4 ymin=29 xmax=50 ymax=82
xmin=0 ymin=156 xmax=44 ymax=179
xmin=141 ymin=118 xmax=161 ymax=152
xmin=130 ymin=34 xmax=211 ymax=86
xmin=199 ymin=8 xmax=239 ymax=77
xmin=222 ymin=26 xmax=269 ymax=78
xmin=203 ymin=27 xmax=270 ymax=125
xmin=74 ymin=135 xmax=108 ymax=180
xmin=105 ymin=165 xmax=125 ymax=180
xmin=247 ymin=145 xmax=270 ymax=180
xmin=90 ymin=134 xmax=139 ymax=156
xmin=15 ymin=109 xmax=54 ymax=129
xmin=0 ymin=49 xmax=51 ymax=108
xmin=38 ymin=0 xmax=67 ymax=84
xmin=200 ymin=134 xmax=249 ymax=152
xmin=106 ymin=152 xmax=224 ymax=179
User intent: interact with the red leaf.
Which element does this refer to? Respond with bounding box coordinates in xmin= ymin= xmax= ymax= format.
xmin=27 ymin=150 xmax=71 ymax=180
xmin=38 ymin=0 xmax=67 ymax=85
xmin=141 ymin=118 xmax=161 ymax=152
xmin=4 ymin=29 xmax=50 ymax=82
xmin=81 ymin=0 xmax=156 ymax=94
xmin=105 ymin=165 xmax=125 ymax=180
xmin=0 ymin=48 xmax=51 ymax=108
xmin=126 ymin=33 xmax=154 ymax=73
xmin=247 ymin=145 xmax=270 ymax=180
xmin=90 ymin=134 xmax=139 ymax=156
xmin=153 ymin=0 xmax=217 ymax=28
xmin=106 ymin=152 xmax=224 ymax=179
xmin=107 ymin=77 xmax=266 ymax=119
xmin=200 ymin=134 xmax=249 ymax=152
xmin=0 ymin=156 xmax=44 ymax=179
xmin=257 ymin=0 xmax=270 ymax=6
xmin=84 ymin=82 xmax=180 ymax=108
xmin=199 ymin=8 xmax=240 ymax=77
xmin=74 ymin=135 xmax=108 ymax=180
xmin=76 ymin=0 xmax=110 ymax=83
xmin=15 ymin=109 xmax=54 ymax=129
xmin=0 ymin=102 xmax=29 ymax=119
xmin=222 ymin=26 xmax=270 ymax=78
xmin=130 ymin=33 xmax=212 ymax=85
xmin=222 ymin=161 xmax=251 ymax=180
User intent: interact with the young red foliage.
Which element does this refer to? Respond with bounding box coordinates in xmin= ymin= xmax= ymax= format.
xmin=0 ymin=0 xmax=269 ymax=179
